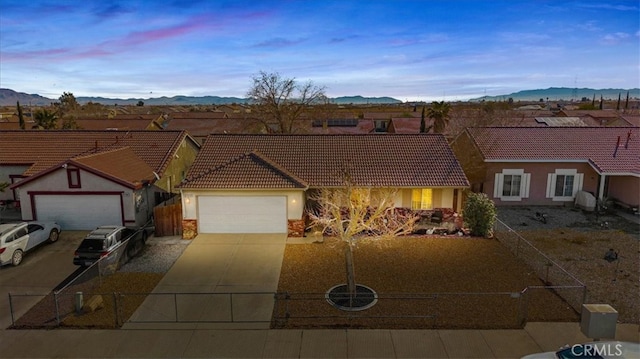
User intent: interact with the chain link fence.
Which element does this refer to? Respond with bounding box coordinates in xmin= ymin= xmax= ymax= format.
xmin=493 ymin=219 xmax=587 ymax=313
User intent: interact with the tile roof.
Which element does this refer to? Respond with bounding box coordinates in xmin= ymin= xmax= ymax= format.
xmin=162 ymin=117 xmax=264 ymax=138
xmin=466 ymin=127 xmax=640 ymax=175
xmin=185 ymin=151 xmax=308 ymax=189
xmin=389 ymin=118 xmax=421 ymax=133
xmin=180 ymin=134 xmax=469 ymax=189
xmin=168 ymin=111 xmax=228 ymax=120
xmin=73 ymin=147 xmax=156 ymax=187
xmin=73 ymin=118 xmax=163 ymax=130
xmin=0 ymin=130 xmax=191 ymax=176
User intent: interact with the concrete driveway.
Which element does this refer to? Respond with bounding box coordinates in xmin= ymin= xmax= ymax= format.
xmin=0 ymin=231 xmax=85 ymax=329
xmin=125 ymin=233 xmax=287 ymax=329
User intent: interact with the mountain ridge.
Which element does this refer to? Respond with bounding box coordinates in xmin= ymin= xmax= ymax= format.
xmin=1 ymin=87 xmax=638 ymax=107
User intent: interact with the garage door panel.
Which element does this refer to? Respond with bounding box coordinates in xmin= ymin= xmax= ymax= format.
xmin=35 ymin=195 xmax=122 ymax=230
xmin=198 ymin=196 xmax=286 ymax=233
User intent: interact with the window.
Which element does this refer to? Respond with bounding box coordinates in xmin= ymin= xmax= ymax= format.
xmin=411 ymin=189 xmax=433 ymax=210
xmin=67 ymin=168 xmax=81 ymax=188
xmin=547 ymin=169 xmax=583 ymax=200
xmin=554 ymin=175 xmax=574 ymax=197
xmin=494 ymin=169 xmax=530 ymax=201
xmin=502 ymin=175 xmax=521 ymax=197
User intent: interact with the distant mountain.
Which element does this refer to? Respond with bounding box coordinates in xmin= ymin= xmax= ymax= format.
xmin=75 ymin=95 xmax=250 ymax=106
xmin=0 ymin=88 xmax=402 ymax=106
xmin=331 ymin=96 xmax=401 ymax=104
xmin=0 ymin=88 xmax=55 ymax=106
xmin=472 ymin=87 xmax=640 ymax=102
xmin=2 ymin=87 xmax=637 ymax=107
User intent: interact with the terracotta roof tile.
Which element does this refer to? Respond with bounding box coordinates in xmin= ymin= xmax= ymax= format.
xmin=0 ymin=130 xmax=190 ymax=176
xmin=466 ymin=127 xmax=640 ymax=174
xmin=73 ymin=118 xmax=162 ymax=130
xmin=73 ymin=147 xmax=155 ymax=186
xmin=186 ymin=151 xmax=308 ymax=189
xmin=180 ymin=134 xmax=469 ymax=188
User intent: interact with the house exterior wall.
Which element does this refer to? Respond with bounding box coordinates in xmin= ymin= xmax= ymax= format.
xmin=155 ymin=138 xmax=200 ymax=194
xmin=181 ymin=189 xmax=305 ymax=221
xmin=16 ymin=167 xmax=137 ymax=223
xmin=607 ymin=176 xmax=640 ymax=207
xmin=395 ymin=188 xmax=460 ymax=209
xmin=483 ymin=162 xmax=599 ymax=206
xmin=0 ymin=165 xmax=29 ymax=201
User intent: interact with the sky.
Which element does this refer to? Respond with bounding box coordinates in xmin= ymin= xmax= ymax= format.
xmin=0 ymin=1 xmax=638 ymax=102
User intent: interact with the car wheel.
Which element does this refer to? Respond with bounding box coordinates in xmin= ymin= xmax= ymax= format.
xmin=48 ymin=229 xmax=59 ymax=243
xmin=11 ymin=249 xmax=24 ymax=266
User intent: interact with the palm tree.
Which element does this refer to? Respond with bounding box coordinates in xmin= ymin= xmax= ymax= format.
xmin=33 ymin=109 xmax=58 ymax=129
xmin=426 ymin=101 xmax=451 ymax=134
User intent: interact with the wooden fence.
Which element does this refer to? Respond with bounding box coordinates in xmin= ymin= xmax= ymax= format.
xmin=153 ymin=203 xmax=182 ymax=237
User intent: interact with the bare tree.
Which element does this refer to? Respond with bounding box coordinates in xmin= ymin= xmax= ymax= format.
xmin=307 ymin=174 xmax=417 ymax=306
xmin=247 ymin=71 xmax=326 ymax=133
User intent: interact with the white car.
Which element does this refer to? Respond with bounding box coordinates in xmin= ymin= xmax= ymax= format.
xmin=522 ymin=341 xmax=640 ymax=359
xmin=0 ymin=221 xmax=61 ymax=266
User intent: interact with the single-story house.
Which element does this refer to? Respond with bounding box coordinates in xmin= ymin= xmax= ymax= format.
xmin=0 ymin=130 xmax=200 ymax=229
xmin=452 ymin=127 xmax=639 ymax=208
xmin=177 ymin=134 xmax=469 ymax=238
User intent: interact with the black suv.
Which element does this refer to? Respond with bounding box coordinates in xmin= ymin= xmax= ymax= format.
xmin=73 ymin=225 xmax=147 ymax=267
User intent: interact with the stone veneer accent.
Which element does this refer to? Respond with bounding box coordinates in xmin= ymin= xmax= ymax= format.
xmin=288 ymin=219 xmax=305 ymax=237
xmin=182 ymin=219 xmax=198 ymax=239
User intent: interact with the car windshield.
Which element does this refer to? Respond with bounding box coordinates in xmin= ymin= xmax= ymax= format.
xmin=77 ymin=239 xmax=104 ymax=251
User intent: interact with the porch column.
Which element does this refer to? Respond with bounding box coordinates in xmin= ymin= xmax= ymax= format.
xmin=598 ymin=174 xmax=606 ymax=200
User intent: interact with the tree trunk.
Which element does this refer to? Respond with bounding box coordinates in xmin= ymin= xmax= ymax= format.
xmin=345 ymin=243 xmax=356 ymax=299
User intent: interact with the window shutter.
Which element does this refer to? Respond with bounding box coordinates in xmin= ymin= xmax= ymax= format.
xmin=494 ymin=173 xmax=503 ymax=198
xmin=573 ymin=173 xmax=584 ymax=196
xmin=546 ymin=174 xmax=555 ymax=198
xmin=522 ymin=173 xmax=531 ymax=198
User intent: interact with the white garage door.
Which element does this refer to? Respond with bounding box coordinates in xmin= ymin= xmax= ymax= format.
xmin=198 ymin=196 xmax=287 ymax=233
xmin=35 ymin=195 xmax=122 ymax=230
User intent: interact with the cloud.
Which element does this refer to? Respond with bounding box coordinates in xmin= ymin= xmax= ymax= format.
xmin=252 ymin=37 xmax=306 ymax=48
xmin=600 ymin=32 xmax=632 ymax=45
xmin=578 ymin=3 xmax=639 ymax=11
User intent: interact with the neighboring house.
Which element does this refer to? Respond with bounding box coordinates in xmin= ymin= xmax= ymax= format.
xmin=308 ymin=119 xmax=375 ymax=134
xmin=0 ymin=130 xmax=200 ymax=229
xmin=73 ymin=117 xmax=164 ymax=130
xmin=161 ymin=114 xmax=264 ymax=143
xmin=557 ymin=109 xmax=629 ymax=127
xmin=452 ymin=127 xmax=639 ymax=208
xmin=177 ymin=134 xmax=469 ymax=238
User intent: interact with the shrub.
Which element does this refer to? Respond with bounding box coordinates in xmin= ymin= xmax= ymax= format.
xmin=462 ymin=192 xmax=497 ymax=237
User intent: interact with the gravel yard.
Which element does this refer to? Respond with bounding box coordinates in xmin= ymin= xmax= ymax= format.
xmin=119 ymin=235 xmax=190 ymax=273
xmin=496 ymin=206 xmax=639 ymax=324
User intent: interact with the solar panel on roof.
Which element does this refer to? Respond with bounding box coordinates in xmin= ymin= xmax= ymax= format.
xmin=534 ymin=117 xmax=586 ymax=126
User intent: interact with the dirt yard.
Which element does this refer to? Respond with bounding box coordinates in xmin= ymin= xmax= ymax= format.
xmin=274 ymin=206 xmax=638 ymax=329
xmin=274 ymin=235 xmax=579 ymax=329
xmin=496 ymin=206 xmax=639 ymax=324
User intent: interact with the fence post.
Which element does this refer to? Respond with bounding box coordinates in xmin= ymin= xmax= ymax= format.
xmin=54 ymin=291 xmax=61 ymax=325
xmin=174 ymin=293 xmax=178 ymax=322
xmin=8 ymin=293 xmax=15 ymax=326
xmin=230 ymin=293 xmax=234 ymax=323
xmin=517 ymin=288 xmax=528 ymax=327
xmin=113 ymin=292 xmax=119 ymax=327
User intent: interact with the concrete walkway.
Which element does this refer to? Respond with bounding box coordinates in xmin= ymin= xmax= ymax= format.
xmin=0 ymin=323 xmax=637 ymax=358
xmin=124 ymin=233 xmax=287 ymax=329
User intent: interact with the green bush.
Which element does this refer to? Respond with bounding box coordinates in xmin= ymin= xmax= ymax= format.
xmin=462 ymin=192 xmax=497 ymax=237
